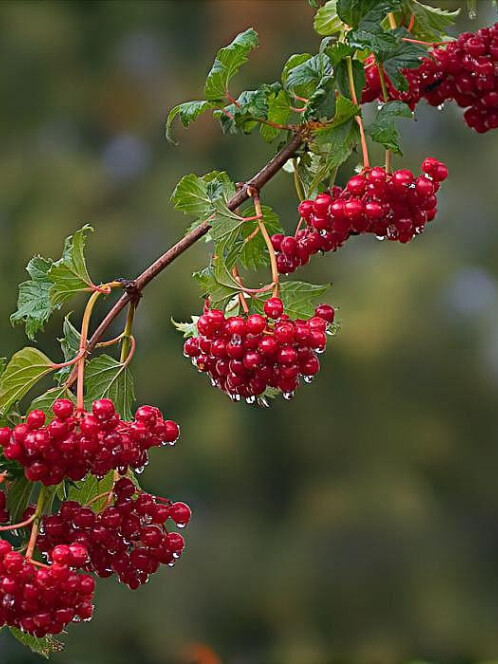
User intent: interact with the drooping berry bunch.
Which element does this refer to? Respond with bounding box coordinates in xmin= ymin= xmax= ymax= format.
xmin=183 ymin=299 xmax=335 ymax=402
xmin=35 ymin=478 xmax=190 ymax=590
xmin=271 ymin=159 xmax=448 ymax=275
xmin=0 ymin=539 xmax=95 ymax=637
xmin=0 ymin=399 xmax=179 ymax=486
xmin=362 ymin=23 xmax=498 ymax=132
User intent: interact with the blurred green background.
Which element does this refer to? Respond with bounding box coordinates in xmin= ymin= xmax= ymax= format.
xmin=1 ymin=1 xmax=498 ymax=663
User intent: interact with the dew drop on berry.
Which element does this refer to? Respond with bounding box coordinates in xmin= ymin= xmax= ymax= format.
xmin=303 ymin=375 xmax=314 ymax=384
xmin=283 ymin=391 xmax=295 ymax=401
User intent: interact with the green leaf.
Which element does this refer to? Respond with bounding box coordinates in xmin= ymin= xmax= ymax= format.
xmin=260 ymin=90 xmax=292 ymax=142
xmin=172 ymin=316 xmax=200 ymax=339
xmin=193 ymin=255 xmax=241 ymax=309
xmin=281 ymin=53 xmax=313 ymax=87
xmin=0 ymin=348 xmax=54 ymax=415
xmin=55 ymin=315 xmax=81 ymax=384
xmin=10 ymin=256 xmax=54 ymax=340
xmin=166 ymin=100 xmax=214 ymax=144
xmin=314 ymin=0 xmax=342 ymax=35
xmin=285 ymin=53 xmax=332 ymax=98
xmin=239 ymin=205 xmax=283 ymax=270
xmin=256 ymin=281 xmax=331 ymax=319
xmin=28 ymin=386 xmax=75 ymax=417
xmin=308 ymin=119 xmax=360 ymax=190
xmin=5 ymin=475 xmax=34 ymax=524
xmin=65 ymin=472 xmax=115 ymax=512
xmin=210 ymin=203 xmax=245 ymax=242
xmin=366 ymin=100 xmax=412 ymax=153
xmin=303 ymin=75 xmax=336 ymax=122
xmin=48 ymin=225 xmax=94 ymax=309
xmin=9 ymin=628 xmax=64 ymax=658
xmin=337 ymin=0 xmax=400 ymax=28
xmin=84 ymin=355 xmax=135 ymax=420
xmin=171 ymin=171 xmax=235 ymax=219
xmin=204 ymin=28 xmax=259 ymax=102
xmin=216 ymin=87 xmax=271 ymax=135
xmin=401 ymin=0 xmax=459 ymax=42
xmin=0 ymin=358 xmax=6 ymax=379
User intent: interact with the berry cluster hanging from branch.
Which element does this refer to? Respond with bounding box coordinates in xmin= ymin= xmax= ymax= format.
xmin=0 ymin=0 xmax=496 ymax=656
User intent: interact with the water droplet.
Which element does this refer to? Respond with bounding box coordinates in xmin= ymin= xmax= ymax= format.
xmin=210 ymin=377 xmax=217 ymax=387
xmin=257 ymin=397 xmax=270 ymax=408
xmin=229 ymin=393 xmax=241 ymax=402
xmin=167 ymin=561 xmax=176 ymax=567
xmin=177 ymin=522 xmax=186 ymax=529
xmin=173 ymin=552 xmax=181 ymax=559
xmin=437 ymin=103 xmax=445 ymax=111
xmin=375 ymin=235 xmax=385 ymax=241
xmin=303 ymin=375 xmax=314 ymax=384
xmin=283 ymin=391 xmax=295 ymax=401
xmin=231 ymin=334 xmax=242 ymax=345
xmin=468 ymin=5 xmax=477 ymax=19
xmin=135 ymin=466 xmax=144 ymax=475
xmin=377 ymin=102 xmax=385 ymax=111
xmin=315 ymin=347 xmax=325 ymax=355
xmin=245 ymin=396 xmax=256 ymax=404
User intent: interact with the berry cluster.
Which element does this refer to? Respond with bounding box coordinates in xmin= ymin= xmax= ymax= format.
xmin=271 ymin=160 xmax=448 ymax=274
xmin=0 ymin=491 xmax=8 ymax=524
xmin=0 ymin=400 xmax=179 ymax=485
xmin=362 ymin=23 xmax=498 ymax=132
xmin=183 ymin=299 xmax=335 ymax=401
xmin=0 ymin=539 xmax=95 ymax=637
xmin=36 ymin=478 xmax=190 ymax=590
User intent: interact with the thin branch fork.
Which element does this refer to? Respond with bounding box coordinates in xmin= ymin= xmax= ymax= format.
xmin=84 ymin=131 xmax=304 ymax=355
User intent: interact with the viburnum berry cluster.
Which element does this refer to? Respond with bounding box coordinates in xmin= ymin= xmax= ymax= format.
xmin=1 ymin=0 xmax=496 ymax=656
xmin=0 ymin=399 xmax=179 ymax=485
xmin=183 ymin=298 xmax=335 ymax=401
xmin=362 ymin=23 xmax=498 ymax=133
xmin=0 ymin=539 xmax=95 ymax=638
xmin=36 ymin=478 xmax=190 ymax=590
xmin=271 ymin=159 xmax=448 ymax=274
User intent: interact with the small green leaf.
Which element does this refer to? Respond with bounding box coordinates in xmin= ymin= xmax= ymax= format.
xmin=239 ymin=205 xmax=283 ymax=270
xmin=379 ymin=32 xmax=426 ymax=89
xmin=285 ymin=53 xmax=332 ymax=98
xmin=9 ymin=628 xmax=64 ymax=658
xmin=210 ymin=203 xmax=245 ymax=242
xmin=48 ymin=225 xmax=94 ymax=309
xmin=28 ymin=386 xmax=75 ymax=417
xmin=204 ymin=28 xmax=259 ymax=102
xmin=260 ymin=89 xmax=292 ymax=142
xmin=10 ymin=256 xmax=54 ymax=340
xmin=281 ymin=53 xmax=313 ymax=87
xmin=314 ymin=0 xmax=342 ymax=35
xmin=303 ymin=75 xmax=336 ymax=122
xmin=84 ymin=355 xmax=135 ymax=420
xmin=335 ymin=58 xmax=366 ymax=102
xmin=366 ymin=100 xmax=412 ymax=153
xmin=65 ymin=472 xmax=115 ymax=512
xmin=401 ymin=0 xmax=459 ymax=42
xmin=0 ymin=348 xmax=54 ymax=414
xmin=5 ymin=475 xmax=34 ymax=524
xmin=171 ymin=171 xmax=235 ymax=219
xmin=216 ymin=87 xmax=271 ymax=135
xmin=166 ymin=100 xmax=214 ymax=144
xmin=337 ymin=0 xmax=400 ymax=28
xmin=172 ymin=316 xmax=200 ymax=339
xmin=308 ymin=119 xmax=360 ymax=191
xmin=256 ymin=281 xmax=331 ymax=319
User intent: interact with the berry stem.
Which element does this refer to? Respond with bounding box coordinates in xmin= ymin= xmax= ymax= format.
xmin=376 ymin=60 xmax=393 ymax=173
xmin=50 ymin=348 xmax=87 ymax=371
xmin=292 ymin=158 xmax=305 ymax=201
xmin=26 ymin=485 xmax=48 ymax=560
xmin=346 ymin=57 xmax=370 ymax=168
xmin=0 ymin=513 xmax=36 ymax=532
xmin=248 ymin=189 xmax=280 ymax=297
xmin=76 ymin=289 xmax=103 ymax=410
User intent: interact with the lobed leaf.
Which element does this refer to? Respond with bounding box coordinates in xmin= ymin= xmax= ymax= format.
xmin=166 ymin=100 xmax=214 ymax=144
xmin=260 ymin=89 xmax=293 ymax=142
xmin=239 ymin=205 xmax=283 ymax=270
xmin=10 ymin=256 xmax=54 ymax=340
xmin=65 ymin=472 xmax=115 ymax=513
xmin=171 ymin=316 xmax=200 ymax=339
xmin=401 ymin=0 xmax=459 ymax=42
xmin=204 ymin=28 xmax=259 ymax=102
xmin=314 ymin=1 xmax=342 ymax=36
xmin=48 ymin=225 xmax=94 ymax=309
xmin=5 ymin=476 xmax=34 ymax=524
xmin=255 ymin=281 xmax=331 ymax=319
xmin=28 ymin=386 xmax=76 ymax=417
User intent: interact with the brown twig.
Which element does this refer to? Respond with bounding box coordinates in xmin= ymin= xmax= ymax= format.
xmin=83 ymin=132 xmax=304 ymax=355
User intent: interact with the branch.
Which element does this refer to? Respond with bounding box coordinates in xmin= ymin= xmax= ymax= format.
xmin=85 ymin=131 xmax=304 ymax=355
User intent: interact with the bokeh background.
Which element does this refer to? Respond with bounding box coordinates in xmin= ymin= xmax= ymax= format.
xmin=1 ymin=1 xmax=498 ymax=663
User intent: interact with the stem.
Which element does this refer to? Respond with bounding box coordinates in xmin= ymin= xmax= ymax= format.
xmin=292 ymin=158 xmax=305 ymax=201
xmin=387 ymin=12 xmax=397 ymax=30
xmin=249 ymin=190 xmax=279 ymax=297
xmin=50 ymin=348 xmax=86 ymax=371
xmin=120 ymin=304 xmax=136 ymax=364
xmin=376 ymin=61 xmax=393 ymax=173
xmin=84 ymin=133 xmax=303 ymax=354
xmin=0 ymin=513 xmax=36 ymax=532
xmin=76 ymin=289 xmax=102 ymax=410
xmin=346 ymin=57 xmax=370 ymax=168
xmin=26 ymin=486 xmax=48 ymax=560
